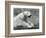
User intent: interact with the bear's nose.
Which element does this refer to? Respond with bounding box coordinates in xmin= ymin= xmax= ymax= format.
xmin=28 ymin=15 xmax=32 ymax=18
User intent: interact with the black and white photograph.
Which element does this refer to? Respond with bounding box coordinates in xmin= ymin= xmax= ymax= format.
xmin=13 ymin=8 xmax=39 ymax=30
xmin=10 ymin=5 xmax=43 ymax=33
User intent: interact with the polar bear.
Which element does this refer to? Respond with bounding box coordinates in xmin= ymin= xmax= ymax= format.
xmin=13 ymin=11 xmax=34 ymax=28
